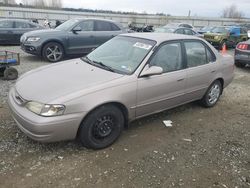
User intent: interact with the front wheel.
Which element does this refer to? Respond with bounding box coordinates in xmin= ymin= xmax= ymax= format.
xmin=42 ymin=42 xmax=64 ymax=62
xmin=78 ymin=105 xmax=124 ymax=149
xmin=201 ymin=80 xmax=222 ymax=107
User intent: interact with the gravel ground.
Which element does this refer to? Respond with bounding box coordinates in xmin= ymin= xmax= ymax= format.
xmin=0 ymin=46 xmax=250 ymax=188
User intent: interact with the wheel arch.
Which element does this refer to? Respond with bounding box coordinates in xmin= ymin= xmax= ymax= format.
xmin=76 ymin=101 xmax=129 ymax=139
xmin=41 ymin=39 xmax=65 ymax=56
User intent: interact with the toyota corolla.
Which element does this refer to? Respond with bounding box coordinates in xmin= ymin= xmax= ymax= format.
xmin=8 ymin=33 xmax=234 ymax=149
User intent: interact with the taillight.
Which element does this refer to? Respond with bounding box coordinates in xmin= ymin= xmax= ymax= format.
xmin=236 ymin=43 xmax=248 ymax=50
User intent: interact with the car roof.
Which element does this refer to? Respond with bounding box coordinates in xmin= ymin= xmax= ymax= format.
xmin=72 ymin=18 xmax=118 ymax=24
xmin=120 ymin=33 xmax=200 ymax=43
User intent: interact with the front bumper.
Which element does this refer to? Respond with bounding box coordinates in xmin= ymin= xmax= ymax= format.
xmin=8 ymin=87 xmax=86 ymax=143
xmin=235 ymin=49 xmax=250 ymax=65
xmin=20 ymin=42 xmax=42 ymax=56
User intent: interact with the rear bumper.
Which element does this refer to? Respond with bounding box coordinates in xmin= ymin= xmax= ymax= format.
xmin=235 ymin=49 xmax=250 ymax=65
xmin=8 ymin=87 xmax=85 ymax=143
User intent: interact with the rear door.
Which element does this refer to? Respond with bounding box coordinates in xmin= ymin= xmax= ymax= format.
xmin=183 ymin=40 xmax=217 ymax=102
xmin=94 ymin=20 xmax=123 ymax=47
xmin=67 ymin=20 xmax=96 ymax=54
xmin=0 ymin=20 xmax=14 ymax=44
xmin=136 ymin=41 xmax=187 ymax=117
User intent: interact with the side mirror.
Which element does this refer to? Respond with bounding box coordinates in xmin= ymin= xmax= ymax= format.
xmin=140 ymin=65 xmax=163 ymax=77
xmin=72 ymin=26 xmax=82 ymax=33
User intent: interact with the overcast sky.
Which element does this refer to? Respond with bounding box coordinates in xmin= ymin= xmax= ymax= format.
xmin=61 ymin=0 xmax=250 ymax=17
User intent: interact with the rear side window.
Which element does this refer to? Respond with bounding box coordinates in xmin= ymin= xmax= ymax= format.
xmin=111 ymin=23 xmax=121 ymax=31
xmin=77 ymin=21 xmax=94 ymax=31
xmin=185 ymin=42 xmax=207 ymax=68
xmin=185 ymin=41 xmax=216 ymax=67
xmin=0 ymin=20 xmax=13 ymax=28
xmin=95 ymin=21 xmax=112 ymax=31
xmin=15 ymin=21 xmax=32 ymax=28
xmin=150 ymin=42 xmax=183 ymax=73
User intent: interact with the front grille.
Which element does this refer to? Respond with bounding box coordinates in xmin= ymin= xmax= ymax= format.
xmin=14 ymin=90 xmax=27 ymax=106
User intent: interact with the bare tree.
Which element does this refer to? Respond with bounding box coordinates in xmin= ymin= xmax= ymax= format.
xmin=20 ymin=0 xmax=62 ymax=8
xmin=222 ymin=4 xmax=244 ymax=19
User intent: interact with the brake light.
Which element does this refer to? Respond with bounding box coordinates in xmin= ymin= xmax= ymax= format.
xmin=236 ymin=43 xmax=248 ymax=50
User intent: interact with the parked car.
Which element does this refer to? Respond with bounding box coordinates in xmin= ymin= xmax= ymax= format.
xmin=20 ymin=18 xmax=126 ymax=62
xmin=239 ymin=23 xmax=250 ymax=38
xmin=204 ymin=26 xmax=248 ymax=50
xmin=164 ymin=22 xmax=194 ymax=29
xmin=234 ymin=39 xmax=250 ymax=67
xmin=8 ymin=33 xmax=234 ymax=149
xmin=154 ymin=27 xmax=202 ymax=37
xmin=0 ymin=19 xmax=44 ymax=45
xmin=197 ymin=26 xmax=214 ymax=34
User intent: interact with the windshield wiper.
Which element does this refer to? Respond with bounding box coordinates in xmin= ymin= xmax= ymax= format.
xmin=93 ymin=60 xmax=115 ymax=72
xmin=82 ymin=57 xmax=115 ymax=72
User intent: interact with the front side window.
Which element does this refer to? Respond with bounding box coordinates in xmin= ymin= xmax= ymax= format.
xmin=77 ymin=21 xmax=94 ymax=31
xmin=0 ymin=20 xmax=13 ymax=28
xmin=175 ymin=29 xmax=184 ymax=34
xmin=150 ymin=42 xmax=183 ymax=73
xmin=185 ymin=41 xmax=207 ymax=68
xmin=111 ymin=23 xmax=120 ymax=31
xmin=184 ymin=29 xmax=194 ymax=35
xmin=85 ymin=36 xmax=156 ymax=74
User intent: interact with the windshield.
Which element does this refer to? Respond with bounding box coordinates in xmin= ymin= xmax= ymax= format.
xmin=56 ymin=19 xmax=78 ymax=30
xmin=83 ymin=36 xmax=156 ymax=75
xmin=211 ymin=27 xmax=229 ymax=34
xmin=154 ymin=27 xmax=174 ymax=33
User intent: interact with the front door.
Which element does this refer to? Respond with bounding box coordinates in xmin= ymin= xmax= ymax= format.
xmin=67 ymin=20 xmax=96 ymax=54
xmin=136 ymin=42 xmax=187 ymax=117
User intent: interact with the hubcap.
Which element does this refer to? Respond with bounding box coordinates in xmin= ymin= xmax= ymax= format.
xmin=208 ymin=84 xmax=220 ymax=104
xmin=46 ymin=45 xmax=62 ymax=61
xmin=93 ymin=115 xmax=115 ymax=139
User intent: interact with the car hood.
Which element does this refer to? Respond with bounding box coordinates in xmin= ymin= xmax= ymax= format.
xmin=15 ymin=59 xmax=124 ymax=103
xmin=23 ymin=29 xmax=65 ymax=37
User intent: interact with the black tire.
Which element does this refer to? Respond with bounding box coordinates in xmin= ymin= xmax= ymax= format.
xmin=200 ymin=80 xmax=222 ymax=108
xmin=219 ymin=40 xmax=227 ymax=50
xmin=42 ymin=42 xmax=64 ymax=62
xmin=0 ymin=67 xmax=6 ymax=77
xmin=3 ymin=67 xmax=18 ymax=80
xmin=235 ymin=60 xmax=245 ymax=68
xmin=78 ymin=105 xmax=124 ymax=149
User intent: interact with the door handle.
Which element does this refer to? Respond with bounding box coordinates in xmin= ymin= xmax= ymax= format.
xmin=177 ymin=78 xmax=185 ymax=82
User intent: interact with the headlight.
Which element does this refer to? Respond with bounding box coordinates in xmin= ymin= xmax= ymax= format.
xmin=40 ymin=104 xmax=65 ymax=117
xmin=214 ymin=36 xmax=220 ymax=40
xmin=26 ymin=37 xmax=40 ymax=42
xmin=26 ymin=102 xmax=65 ymax=117
xmin=26 ymin=101 xmax=44 ymax=115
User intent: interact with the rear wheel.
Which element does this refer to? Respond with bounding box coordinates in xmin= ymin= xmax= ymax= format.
xmin=78 ymin=105 xmax=124 ymax=149
xmin=235 ymin=60 xmax=245 ymax=68
xmin=3 ymin=67 xmax=18 ymax=80
xmin=201 ymin=80 xmax=222 ymax=107
xmin=42 ymin=42 xmax=64 ymax=62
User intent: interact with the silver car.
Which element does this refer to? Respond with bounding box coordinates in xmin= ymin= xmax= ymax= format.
xmin=8 ymin=33 xmax=234 ymax=149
